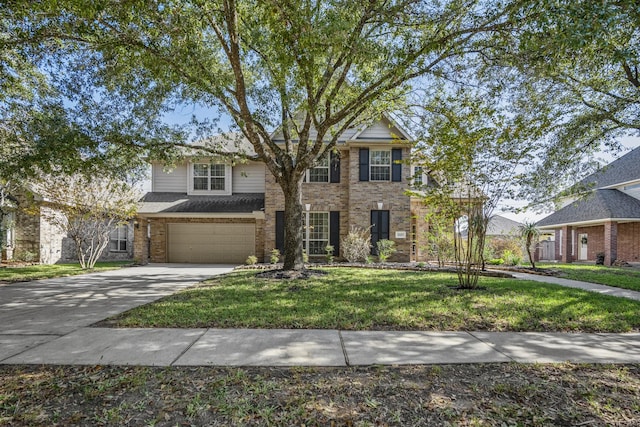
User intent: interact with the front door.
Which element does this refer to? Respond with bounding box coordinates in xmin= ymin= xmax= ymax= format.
xmin=578 ymin=233 xmax=588 ymax=260
xmin=370 ymin=210 xmax=389 ymax=255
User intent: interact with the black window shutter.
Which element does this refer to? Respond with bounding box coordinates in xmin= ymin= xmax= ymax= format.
xmin=330 ymin=211 xmax=340 ymax=256
xmin=275 ymin=210 xmax=285 ymax=252
xmin=330 ymin=151 xmax=341 ymax=183
xmin=392 ymin=148 xmax=402 ymax=182
xmin=359 ymin=148 xmax=369 ymax=181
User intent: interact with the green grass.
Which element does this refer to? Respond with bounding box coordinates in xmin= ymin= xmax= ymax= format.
xmin=0 ymin=261 xmax=134 ymax=283
xmin=106 ymin=268 xmax=640 ymax=332
xmin=539 ymin=263 xmax=640 ymax=292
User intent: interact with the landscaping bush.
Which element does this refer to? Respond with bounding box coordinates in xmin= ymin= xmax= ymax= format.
xmin=14 ymin=249 xmax=38 ymax=263
xmin=488 ymin=258 xmax=505 ymax=265
xmin=376 ymin=239 xmax=396 ymax=262
xmin=503 ymin=250 xmax=521 ymax=266
xmin=596 ymin=252 xmax=605 ymax=265
xmin=341 ymin=227 xmax=371 ymax=262
xmin=245 ymin=255 xmax=258 ymax=265
xmin=270 ymin=249 xmax=280 ymax=264
xmin=325 ymin=245 xmax=335 ymax=264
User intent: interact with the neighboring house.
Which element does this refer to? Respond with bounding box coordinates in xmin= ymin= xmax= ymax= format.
xmin=135 ymin=116 xmax=433 ymax=264
xmin=536 ymin=146 xmax=640 ymax=265
xmin=487 ymin=215 xmax=522 ymax=238
xmin=1 ymin=195 xmax=134 ymax=264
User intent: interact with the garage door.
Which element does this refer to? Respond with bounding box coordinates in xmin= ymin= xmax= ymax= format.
xmin=167 ymin=223 xmax=255 ymax=263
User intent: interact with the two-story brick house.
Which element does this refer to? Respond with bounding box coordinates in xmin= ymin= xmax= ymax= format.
xmin=134 ymin=116 xmax=425 ymax=264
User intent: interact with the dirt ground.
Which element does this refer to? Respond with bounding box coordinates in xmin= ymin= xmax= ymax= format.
xmin=2 ymin=363 xmax=639 ymax=426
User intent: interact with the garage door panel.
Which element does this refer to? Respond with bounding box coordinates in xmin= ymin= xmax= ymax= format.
xmin=167 ymin=223 xmax=255 ymax=263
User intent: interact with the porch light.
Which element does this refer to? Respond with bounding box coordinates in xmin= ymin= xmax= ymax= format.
xmin=377 ymin=202 xmax=384 ymax=210
xmin=305 ymin=204 xmax=311 ymax=211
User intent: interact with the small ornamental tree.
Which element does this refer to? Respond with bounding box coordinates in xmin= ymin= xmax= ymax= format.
xmin=29 ymin=174 xmax=139 ymax=269
xmin=519 ymin=221 xmax=540 ymax=269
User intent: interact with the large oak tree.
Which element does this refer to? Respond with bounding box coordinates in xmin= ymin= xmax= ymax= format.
xmin=3 ymin=0 xmax=525 ymax=270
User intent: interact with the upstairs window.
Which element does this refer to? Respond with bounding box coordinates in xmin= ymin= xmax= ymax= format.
xmin=413 ymin=166 xmax=423 ymax=186
xmin=109 ymin=225 xmax=128 ymax=252
xmin=193 ymin=163 xmax=226 ymax=191
xmin=370 ymin=150 xmax=391 ymax=181
xmin=306 ymin=154 xmax=329 ymax=183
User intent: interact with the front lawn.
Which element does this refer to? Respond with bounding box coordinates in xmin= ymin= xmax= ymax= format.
xmin=0 ymin=261 xmax=134 ymax=283
xmin=103 ymin=268 xmax=640 ymax=332
xmin=539 ymin=263 xmax=640 ymax=292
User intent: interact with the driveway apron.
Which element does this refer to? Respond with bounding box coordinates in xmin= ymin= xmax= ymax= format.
xmin=0 ymin=264 xmax=233 ymax=361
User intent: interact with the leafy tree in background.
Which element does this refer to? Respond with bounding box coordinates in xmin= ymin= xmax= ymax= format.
xmin=483 ymin=0 xmax=640 ymax=205
xmin=27 ymin=175 xmax=139 ymax=269
xmin=2 ymin=0 xmax=525 ymax=271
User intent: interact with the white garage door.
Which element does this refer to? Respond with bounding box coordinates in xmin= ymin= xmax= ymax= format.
xmin=167 ymin=223 xmax=255 ymax=263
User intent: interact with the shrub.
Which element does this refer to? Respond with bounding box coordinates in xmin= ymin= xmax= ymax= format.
xmin=596 ymin=252 xmax=605 ymax=265
xmin=302 ymin=250 xmax=309 ymax=263
xmin=14 ymin=249 xmax=38 ymax=263
xmin=376 ymin=239 xmax=396 ymax=262
xmin=503 ymin=250 xmax=521 ymax=266
xmin=341 ymin=226 xmax=371 ymax=263
xmin=270 ymin=249 xmax=280 ymax=264
xmin=325 ymin=245 xmax=335 ymax=264
xmin=488 ymin=258 xmax=505 ymax=265
xmin=245 ymin=255 xmax=258 ymax=265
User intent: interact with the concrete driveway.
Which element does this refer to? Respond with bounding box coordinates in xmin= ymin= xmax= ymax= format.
xmin=0 ymin=264 xmax=234 ymax=360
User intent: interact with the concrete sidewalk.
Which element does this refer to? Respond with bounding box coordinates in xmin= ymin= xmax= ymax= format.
xmin=511 ymin=271 xmax=640 ymax=301
xmin=2 ymin=328 xmax=639 ymax=366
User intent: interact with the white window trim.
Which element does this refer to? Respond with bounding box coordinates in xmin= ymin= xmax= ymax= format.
xmin=303 ymin=211 xmax=330 ymax=255
xmin=188 ymin=162 xmax=232 ymax=195
xmin=305 ymin=154 xmax=330 ymax=183
xmin=370 ymin=149 xmax=391 ymax=182
xmin=110 ymin=225 xmax=128 ymax=253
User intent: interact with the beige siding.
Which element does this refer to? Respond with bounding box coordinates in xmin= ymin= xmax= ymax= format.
xmin=232 ymin=162 xmax=266 ymax=193
xmin=152 ymin=162 xmax=188 ymax=193
xmin=356 ymin=119 xmax=405 ymax=140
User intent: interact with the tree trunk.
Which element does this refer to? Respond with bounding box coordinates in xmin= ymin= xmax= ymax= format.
xmin=281 ymin=177 xmax=304 ymax=271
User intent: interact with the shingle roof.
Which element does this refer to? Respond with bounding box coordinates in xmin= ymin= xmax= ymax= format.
xmin=487 ymin=215 xmax=523 ymax=236
xmin=578 ymin=146 xmax=640 ymax=188
xmin=139 ymin=192 xmax=264 ymax=214
xmin=537 ymin=189 xmax=640 ymax=227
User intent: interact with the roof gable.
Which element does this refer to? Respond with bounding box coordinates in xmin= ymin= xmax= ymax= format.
xmin=350 ymin=115 xmax=411 ymax=141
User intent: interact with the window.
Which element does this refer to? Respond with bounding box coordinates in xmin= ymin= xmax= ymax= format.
xmin=110 ymin=225 xmax=128 ymax=252
xmin=370 ymin=150 xmax=391 ymax=181
xmin=192 ymin=163 xmax=226 ymax=192
xmin=306 ymin=154 xmax=329 ymax=183
xmin=303 ymin=212 xmax=329 ymax=255
xmin=413 ymin=166 xmax=423 ymax=186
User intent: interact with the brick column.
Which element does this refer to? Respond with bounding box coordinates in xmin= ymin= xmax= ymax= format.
xmin=561 ymin=225 xmax=573 ymax=263
xmin=604 ymin=221 xmax=618 ymax=266
xmin=133 ymin=217 xmax=150 ymax=265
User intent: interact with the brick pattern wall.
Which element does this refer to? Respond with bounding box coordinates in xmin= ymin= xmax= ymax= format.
xmin=263 ymin=146 xmax=412 ymax=262
xmin=575 ymin=225 xmax=604 ymax=261
xmin=264 ymin=148 xmax=350 ymax=259
xmin=13 ymin=209 xmax=40 ymax=257
xmin=618 ymin=222 xmax=640 ymax=262
xmin=146 ymin=217 xmax=261 ymax=263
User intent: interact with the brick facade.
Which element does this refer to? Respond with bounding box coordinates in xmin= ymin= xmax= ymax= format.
xmin=618 ymin=222 xmax=640 ymax=262
xmin=263 ymin=145 xmax=413 ymax=262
